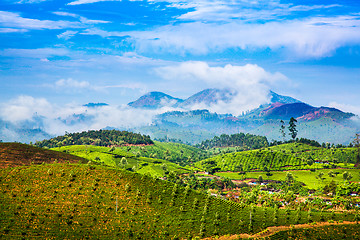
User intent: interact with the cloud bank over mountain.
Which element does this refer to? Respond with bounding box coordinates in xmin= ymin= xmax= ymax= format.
xmin=156 ymin=62 xmax=287 ymax=115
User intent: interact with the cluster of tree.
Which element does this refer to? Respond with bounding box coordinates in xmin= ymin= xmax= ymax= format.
xmin=154 ymin=137 xmax=191 ymax=145
xmin=279 ymin=118 xmax=298 ymax=142
xmin=34 ymin=130 xmax=153 ymax=148
xmin=271 ymin=138 xmax=321 ymax=147
xmin=195 ymin=133 xmax=269 ymax=150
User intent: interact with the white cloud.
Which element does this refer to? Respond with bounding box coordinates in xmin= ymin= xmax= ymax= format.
xmin=0 ymin=11 xmax=81 ymax=30
xmin=328 ymin=102 xmax=360 ymax=116
xmin=52 ymin=12 xmax=79 ymax=18
xmin=171 ymin=1 xmax=341 ymax=22
xmin=66 ymin=0 xmax=340 ymax=22
xmin=51 ymin=77 xmax=147 ymax=93
xmin=156 ymin=61 xmax=287 ymax=115
xmin=15 ymin=0 xmax=49 ymax=3
xmin=57 ymin=30 xmax=78 ymax=40
xmin=85 ymin=14 xmax=360 ymax=58
xmin=68 ymin=0 xmax=119 ymax=5
xmin=55 ymin=78 xmax=91 ymax=89
xmin=0 ymin=10 xmax=110 ymax=33
xmin=0 ymin=95 xmax=177 ymax=136
xmin=52 ymin=11 xmax=110 ymax=24
xmin=0 ymin=96 xmax=52 ymax=122
xmin=0 ymin=48 xmax=71 ymax=59
xmin=0 ymin=28 xmax=27 ymax=33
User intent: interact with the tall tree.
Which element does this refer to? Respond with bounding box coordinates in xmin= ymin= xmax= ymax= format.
xmin=353 ymin=133 xmax=360 ymax=167
xmin=280 ymin=120 xmax=286 ymax=142
xmin=288 ymin=117 xmax=298 ymax=141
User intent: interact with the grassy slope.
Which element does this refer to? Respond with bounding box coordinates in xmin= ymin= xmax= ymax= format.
xmin=53 ymin=145 xmax=192 ymax=178
xmin=195 ymin=143 xmax=357 ymax=172
xmin=0 ymin=142 xmax=87 ymax=168
xmin=0 ymin=163 xmax=356 ymax=239
xmin=216 ymin=169 xmax=360 ymax=189
xmin=116 ymin=141 xmax=209 ymax=164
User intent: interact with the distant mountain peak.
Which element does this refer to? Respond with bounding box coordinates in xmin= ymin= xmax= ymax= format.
xmin=84 ymin=103 xmax=109 ymax=108
xmin=128 ymin=89 xmax=302 ymax=110
xmin=178 ymin=88 xmax=236 ymax=108
xmin=269 ymin=91 xmax=301 ymax=104
xmin=128 ymin=91 xmax=183 ymax=109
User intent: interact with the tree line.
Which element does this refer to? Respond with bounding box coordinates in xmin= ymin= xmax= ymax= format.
xmin=34 ymin=130 xmax=153 ymax=148
xmin=195 ymin=133 xmax=269 ymax=150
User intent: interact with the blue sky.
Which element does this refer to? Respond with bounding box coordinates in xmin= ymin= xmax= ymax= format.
xmin=1 ymin=0 xmax=360 ymax=129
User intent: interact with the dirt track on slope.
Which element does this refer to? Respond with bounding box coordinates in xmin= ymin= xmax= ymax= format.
xmin=202 ymin=221 xmax=359 ymax=240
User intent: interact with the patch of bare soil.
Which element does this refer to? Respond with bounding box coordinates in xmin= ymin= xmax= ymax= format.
xmin=202 ymin=221 xmax=359 ymax=240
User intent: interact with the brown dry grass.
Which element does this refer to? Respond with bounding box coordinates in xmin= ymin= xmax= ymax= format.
xmin=0 ymin=142 xmax=86 ymax=168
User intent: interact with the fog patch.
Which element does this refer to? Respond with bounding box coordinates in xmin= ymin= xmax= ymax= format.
xmin=0 ymin=95 xmax=178 ymax=139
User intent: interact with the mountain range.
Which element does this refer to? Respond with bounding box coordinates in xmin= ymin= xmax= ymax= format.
xmin=0 ymin=88 xmax=358 ymax=145
xmin=129 ymin=88 xmax=358 ymax=144
xmin=127 ymin=89 xmax=300 ymax=110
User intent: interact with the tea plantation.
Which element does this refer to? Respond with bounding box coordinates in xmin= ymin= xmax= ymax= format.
xmin=0 ymin=163 xmax=358 ymax=239
xmin=196 ymin=143 xmax=358 ymax=172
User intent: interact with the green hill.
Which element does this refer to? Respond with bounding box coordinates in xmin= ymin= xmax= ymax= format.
xmin=195 ymin=143 xmax=358 ymax=172
xmin=34 ymin=129 xmax=153 ymax=148
xmin=53 ymin=145 xmax=193 ymax=178
xmin=0 ymin=163 xmax=356 ymax=239
xmin=114 ymin=141 xmax=209 ymax=165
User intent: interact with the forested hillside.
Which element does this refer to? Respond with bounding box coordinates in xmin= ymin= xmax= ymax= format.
xmin=34 ymin=130 xmax=153 ymax=148
xmin=195 ymin=133 xmax=269 ymax=150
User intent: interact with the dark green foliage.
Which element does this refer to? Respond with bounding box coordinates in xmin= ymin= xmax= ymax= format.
xmin=298 ymin=138 xmax=321 ymax=147
xmin=288 ymin=117 xmax=298 ymax=141
xmin=34 ymin=130 xmax=153 ymax=148
xmin=195 ymin=133 xmax=269 ymax=150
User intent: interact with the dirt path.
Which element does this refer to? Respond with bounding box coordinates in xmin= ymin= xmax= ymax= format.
xmin=202 ymin=221 xmax=359 ymax=240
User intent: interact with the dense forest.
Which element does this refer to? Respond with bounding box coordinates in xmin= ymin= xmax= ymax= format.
xmin=195 ymin=133 xmax=269 ymax=150
xmin=34 ymin=130 xmax=153 ymax=148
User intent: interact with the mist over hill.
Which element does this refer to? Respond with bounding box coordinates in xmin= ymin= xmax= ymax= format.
xmin=0 ymin=89 xmax=358 ymax=145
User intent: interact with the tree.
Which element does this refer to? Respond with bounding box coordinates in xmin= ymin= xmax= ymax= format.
xmin=343 ymin=171 xmax=353 ymax=181
xmin=307 ymin=158 xmax=314 ymax=166
xmin=316 ymin=172 xmax=325 ymax=181
xmin=258 ymin=175 xmax=264 ymax=183
xmin=285 ymin=172 xmax=294 ymax=183
xmin=280 ymin=120 xmax=286 ymax=142
xmin=328 ymin=170 xmax=335 ymax=178
xmin=353 ymin=133 xmax=360 ymax=167
xmin=120 ymin=157 xmax=128 ymax=168
xmin=288 ymin=117 xmax=298 ymax=141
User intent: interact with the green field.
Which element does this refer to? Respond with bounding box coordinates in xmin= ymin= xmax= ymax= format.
xmin=115 ymin=141 xmax=209 ymax=165
xmin=216 ymin=168 xmax=360 ymax=189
